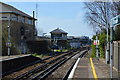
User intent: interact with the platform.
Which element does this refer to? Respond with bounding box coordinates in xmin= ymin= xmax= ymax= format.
xmin=0 ymin=54 xmax=40 ymax=76
xmin=73 ymin=58 xmax=93 ymax=78
xmin=0 ymin=54 xmax=31 ymax=62
xmin=68 ymin=50 xmax=120 ymax=79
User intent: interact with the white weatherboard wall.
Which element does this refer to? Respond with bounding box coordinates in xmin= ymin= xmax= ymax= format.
xmin=70 ymin=42 xmax=81 ymax=48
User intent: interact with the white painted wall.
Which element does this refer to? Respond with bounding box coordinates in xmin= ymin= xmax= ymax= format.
xmin=70 ymin=42 xmax=81 ymax=48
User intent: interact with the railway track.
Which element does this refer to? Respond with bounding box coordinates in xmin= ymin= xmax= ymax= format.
xmin=10 ymin=48 xmax=86 ymax=80
xmin=2 ymin=47 xmax=89 ymax=80
xmin=62 ymin=50 xmax=87 ymax=80
xmin=30 ymin=51 xmax=81 ymax=80
xmin=2 ymin=49 xmax=77 ymax=78
xmin=10 ymin=50 xmax=82 ymax=80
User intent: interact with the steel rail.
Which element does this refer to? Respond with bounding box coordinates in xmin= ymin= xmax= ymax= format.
xmin=62 ymin=50 xmax=87 ymax=80
xmin=2 ymin=49 xmax=75 ymax=77
xmin=2 ymin=52 xmax=61 ymax=77
xmin=12 ymin=49 xmax=78 ymax=80
xmin=31 ymin=50 xmax=80 ymax=80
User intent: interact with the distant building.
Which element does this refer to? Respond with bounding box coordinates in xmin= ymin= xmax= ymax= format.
xmin=80 ymin=36 xmax=91 ymax=46
xmin=0 ymin=2 xmax=36 ymax=55
xmin=50 ymin=28 xmax=68 ymax=49
xmin=67 ymin=36 xmax=91 ymax=48
xmin=67 ymin=36 xmax=82 ymax=48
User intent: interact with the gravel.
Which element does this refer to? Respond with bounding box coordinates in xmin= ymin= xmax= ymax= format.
xmin=2 ymin=52 xmax=71 ymax=80
xmin=46 ymin=51 xmax=83 ymax=79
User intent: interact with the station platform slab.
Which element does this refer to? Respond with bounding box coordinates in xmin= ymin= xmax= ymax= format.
xmin=0 ymin=54 xmax=31 ymax=62
xmin=70 ymin=50 xmax=120 ymax=79
xmin=73 ymin=58 xmax=93 ymax=78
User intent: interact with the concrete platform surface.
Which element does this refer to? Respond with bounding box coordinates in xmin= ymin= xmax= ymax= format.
xmin=0 ymin=54 xmax=31 ymax=61
xmin=71 ymin=50 xmax=120 ymax=79
xmin=73 ymin=58 xmax=94 ymax=78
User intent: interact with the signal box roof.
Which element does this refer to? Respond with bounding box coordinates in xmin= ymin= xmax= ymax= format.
xmin=50 ymin=28 xmax=68 ymax=34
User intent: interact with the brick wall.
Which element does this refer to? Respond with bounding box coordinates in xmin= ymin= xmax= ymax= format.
xmin=2 ymin=20 xmax=34 ymax=55
xmin=27 ymin=40 xmax=51 ymax=54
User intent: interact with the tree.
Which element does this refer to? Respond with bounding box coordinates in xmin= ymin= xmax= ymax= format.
xmin=99 ymin=33 xmax=107 ymax=58
xmin=115 ymin=25 xmax=120 ymax=40
xmin=84 ymin=1 xmax=120 ymax=58
xmin=84 ymin=1 xmax=120 ymax=32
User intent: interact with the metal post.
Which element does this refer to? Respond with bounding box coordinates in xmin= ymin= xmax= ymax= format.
xmin=8 ymin=14 xmax=11 ymax=56
xmin=8 ymin=47 xmax=10 ymax=56
xmin=110 ymin=27 xmax=113 ymax=79
xmin=106 ymin=2 xmax=110 ymax=64
xmin=96 ymin=32 xmax=99 ymax=59
xmin=33 ymin=11 xmax=35 ymax=40
xmin=91 ymin=12 xmax=99 ymax=59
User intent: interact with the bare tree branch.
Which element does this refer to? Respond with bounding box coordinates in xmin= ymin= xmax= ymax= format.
xmin=84 ymin=1 xmax=120 ymax=33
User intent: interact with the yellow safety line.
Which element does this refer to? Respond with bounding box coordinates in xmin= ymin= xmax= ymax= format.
xmin=90 ymin=57 xmax=98 ymax=80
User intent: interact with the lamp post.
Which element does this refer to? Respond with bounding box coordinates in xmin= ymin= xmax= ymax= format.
xmin=110 ymin=14 xmax=120 ymax=79
xmin=7 ymin=13 xmax=11 ymax=56
xmin=110 ymin=27 xmax=113 ymax=79
xmin=105 ymin=2 xmax=110 ymax=64
xmin=91 ymin=12 xmax=99 ymax=59
xmin=2 ymin=13 xmax=12 ymax=56
xmin=96 ymin=31 xmax=99 ymax=59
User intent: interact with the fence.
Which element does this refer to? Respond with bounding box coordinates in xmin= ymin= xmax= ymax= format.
xmin=113 ymin=41 xmax=120 ymax=72
xmin=26 ymin=40 xmax=51 ymax=54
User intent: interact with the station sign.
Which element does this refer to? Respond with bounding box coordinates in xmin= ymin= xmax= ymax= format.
xmin=94 ymin=40 xmax=100 ymax=45
xmin=6 ymin=42 xmax=12 ymax=47
xmin=111 ymin=15 xmax=120 ymax=27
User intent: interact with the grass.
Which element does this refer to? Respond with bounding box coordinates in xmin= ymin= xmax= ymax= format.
xmin=53 ymin=49 xmax=69 ymax=52
xmin=31 ymin=53 xmax=49 ymax=57
xmin=30 ymin=49 xmax=70 ymax=57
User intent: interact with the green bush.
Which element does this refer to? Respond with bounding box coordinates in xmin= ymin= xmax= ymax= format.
xmin=91 ymin=43 xmax=96 ymax=57
xmin=99 ymin=33 xmax=107 ymax=58
xmin=91 ymin=35 xmax=96 ymax=57
xmin=91 ymin=33 xmax=107 ymax=58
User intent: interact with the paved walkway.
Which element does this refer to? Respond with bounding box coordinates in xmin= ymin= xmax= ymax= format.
xmin=71 ymin=50 xmax=120 ymax=79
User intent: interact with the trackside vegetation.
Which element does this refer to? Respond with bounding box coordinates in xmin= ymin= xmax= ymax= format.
xmin=91 ymin=33 xmax=107 ymax=58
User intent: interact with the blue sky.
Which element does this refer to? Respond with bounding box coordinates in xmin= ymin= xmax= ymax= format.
xmin=4 ymin=2 xmax=94 ymax=38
